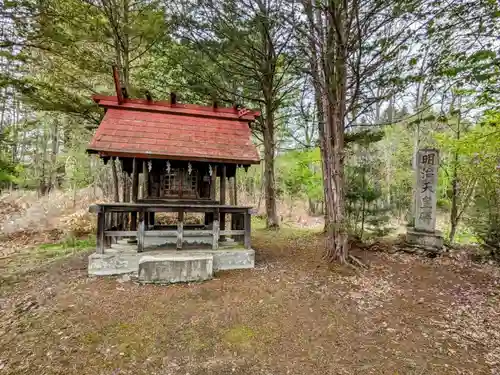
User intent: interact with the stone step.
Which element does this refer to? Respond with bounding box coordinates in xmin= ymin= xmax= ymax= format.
xmin=110 ymin=243 xmax=137 ymax=251
xmin=138 ymin=254 xmax=213 ymax=284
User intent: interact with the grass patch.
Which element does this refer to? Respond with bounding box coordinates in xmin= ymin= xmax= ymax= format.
xmin=224 ymin=325 xmax=256 ymax=347
xmin=0 ymin=235 xmax=95 ymax=291
xmin=35 ymin=236 xmax=95 ymax=259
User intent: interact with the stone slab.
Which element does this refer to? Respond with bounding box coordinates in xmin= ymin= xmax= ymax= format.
xmin=415 ymin=149 xmax=439 ymax=232
xmin=406 ymin=228 xmax=444 ymax=251
xmin=138 ymin=254 xmax=213 ymax=284
xmin=212 ymin=250 xmax=255 ymax=270
xmin=88 ymin=248 xmax=255 ymax=276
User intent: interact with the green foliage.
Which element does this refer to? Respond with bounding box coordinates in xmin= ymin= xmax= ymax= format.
xmin=345 ymin=131 xmax=393 ymax=239
xmin=278 ymin=148 xmax=322 ymax=202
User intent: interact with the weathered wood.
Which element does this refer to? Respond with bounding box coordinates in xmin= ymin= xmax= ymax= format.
xmin=145 ymin=230 xmax=177 ymax=236
xmin=212 ymin=220 xmax=220 ymax=250
xmin=89 ymin=204 xmax=102 ymax=213
xmin=105 ymin=231 xmax=137 ymax=237
xmin=142 ymin=160 xmax=149 ymax=199
xmin=210 ymin=165 xmax=217 ymax=199
xmin=220 ymin=230 xmax=245 ymax=236
xmin=103 ymin=228 xmax=244 ymax=238
xmin=137 ymin=212 xmax=145 ymax=252
xmin=204 ymin=212 xmax=214 ymax=226
xmin=91 ymin=203 xmax=253 ymax=214
xmin=176 ymin=221 xmax=183 ymax=250
xmin=220 ymin=165 xmax=226 ymax=241
xmin=234 ymin=175 xmax=237 ymax=205
xmin=231 ymin=212 xmax=245 ymax=243
xmin=244 ymin=211 xmax=251 ymax=249
xmin=138 ymin=198 xmax=218 ymax=205
xmin=96 ymin=211 xmax=105 ymax=254
xmin=122 ymin=169 xmax=130 ymax=230
xmin=111 ymin=157 xmax=120 ymax=229
xmin=130 ymin=158 xmax=139 ymax=231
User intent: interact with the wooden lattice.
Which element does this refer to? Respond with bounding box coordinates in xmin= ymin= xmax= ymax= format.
xmin=159 ymin=168 xmax=198 ymax=198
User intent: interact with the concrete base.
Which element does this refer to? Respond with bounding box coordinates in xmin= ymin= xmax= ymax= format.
xmin=138 ymin=254 xmax=213 ymax=283
xmin=406 ymin=227 xmax=444 ymax=251
xmin=88 ymin=246 xmax=255 ymax=277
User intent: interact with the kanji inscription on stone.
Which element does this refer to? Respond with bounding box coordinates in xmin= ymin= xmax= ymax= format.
xmin=415 ymin=149 xmax=439 ymax=232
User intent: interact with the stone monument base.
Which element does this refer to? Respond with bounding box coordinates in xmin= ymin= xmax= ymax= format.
xmin=406 ymin=227 xmax=444 ymax=252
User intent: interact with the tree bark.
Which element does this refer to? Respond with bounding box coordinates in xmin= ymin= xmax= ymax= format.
xmin=449 ymin=97 xmax=461 ymax=243
xmin=263 ymin=107 xmax=279 ymax=228
xmin=321 ymin=3 xmax=349 ymax=263
xmin=49 ymin=120 xmax=59 ymax=191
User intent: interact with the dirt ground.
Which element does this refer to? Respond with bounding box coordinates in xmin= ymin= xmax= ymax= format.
xmin=1 ymin=229 xmax=499 ymax=375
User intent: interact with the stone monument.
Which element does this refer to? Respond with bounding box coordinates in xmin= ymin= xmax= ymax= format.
xmin=406 ymin=148 xmax=444 ymax=251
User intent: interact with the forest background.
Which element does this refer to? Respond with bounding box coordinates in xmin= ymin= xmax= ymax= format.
xmin=0 ymin=0 xmax=499 ymax=262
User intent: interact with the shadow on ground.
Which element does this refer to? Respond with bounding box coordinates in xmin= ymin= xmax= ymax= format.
xmin=1 ymin=228 xmax=499 ymax=374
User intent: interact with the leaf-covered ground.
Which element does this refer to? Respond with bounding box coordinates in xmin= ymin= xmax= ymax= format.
xmin=1 ymin=229 xmax=499 ymax=375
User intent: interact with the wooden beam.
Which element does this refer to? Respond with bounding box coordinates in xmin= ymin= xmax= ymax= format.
xmin=244 ymin=211 xmax=251 ymax=249
xmin=130 ymin=158 xmax=139 ymax=231
xmin=122 ymin=167 xmax=130 ymax=230
xmin=177 ymin=221 xmax=183 ymax=250
xmin=177 ymin=210 xmax=184 ymax=250
xmin=96 ymin=211 xmax=105 ymax=254
xmin=111 ymin=157 xmax=120 ymax=230
xmin=142 ymin=160 xmax=149 ymax=199
xmin=131 ymin=158 xmax=139 ymax=201
xmin=149 ymin=212 xmax=155 ymax=228
xmin=104 ymin=229 xmax=244 ymax=238
xmin=220 ymin=165 xmax=226 ymax=240
xmin=105 ymin=231 xmax=137 ymax=237
xmin=233 ymin=175 xmax=237 ymax=205
xmin=137 ymin=212 xmax=145 ymax=252
xmin=210 ymin=165 xmax=218 ymax=199
xmin=212 ymin=218 xmax=219 ymax=250
xmin=112 ymin=66 xmax=124 ymax=104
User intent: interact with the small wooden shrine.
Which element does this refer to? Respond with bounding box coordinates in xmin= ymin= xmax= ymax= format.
xmin=87 ymin=75 xmax=260 ymax=256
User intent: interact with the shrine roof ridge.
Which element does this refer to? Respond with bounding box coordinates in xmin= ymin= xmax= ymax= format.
xmin=92 ymin=95 xmax=261 ymax=121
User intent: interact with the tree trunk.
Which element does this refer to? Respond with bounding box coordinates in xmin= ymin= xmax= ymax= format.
xmin=322 ymin=4 xmax=349 ymax=263
xmin=263 ymin=104 xmax=279 ymax=228
xmin=49 ymin=120 xmax=59 ymax=191
xmin=304 ymin=0 xmax=330 ymax=232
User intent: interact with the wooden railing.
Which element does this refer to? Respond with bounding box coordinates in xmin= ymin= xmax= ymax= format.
xmin=89 ymin=203 xmax=252 ymax=254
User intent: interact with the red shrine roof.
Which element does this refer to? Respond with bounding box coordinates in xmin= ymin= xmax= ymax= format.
xmin=87 ymin=95 xmax=261 ymax=164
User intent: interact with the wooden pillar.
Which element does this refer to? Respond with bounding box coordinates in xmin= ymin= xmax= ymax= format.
xmin=233 ymin=175 xmax=237 ymax=205
xmin=137 ymin=211 xmax=145 ymax=252
xmin=130 ymin=158 xmax=139 ymax=232
xmin=210 ymin=165 xmax=218 ymax=200
xmin=220 ymin=165 xmax=226 ymax=240
xmin=122 ymin=168 xmax=130 ymax=230
xmin=142 ymin=160 xmax=149 ymax=199
xmin=204 ymin=212 xmax=213 ymax=227
xmin=96 ymin=209 xmax=105 ymax=254
xmin=244 ymin=210 xmax=251 ymax=249
xmin=177 ymin=210 xmax=184 ymax=250
xmin=149 ymin=212 xmax=155 ymax=229
xmin=111 ymin=157 xmax=120 ymax=229
xmin=212 ymin=209 xmax=220 ymax=250
xmin=231 ymin=213 xmax=244 ymax=243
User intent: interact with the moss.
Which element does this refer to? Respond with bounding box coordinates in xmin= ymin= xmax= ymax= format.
xmin=224 ymin=325 xmax=256 ymax=346
xmin=35 ymin=236 xmax=95 ymax=258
